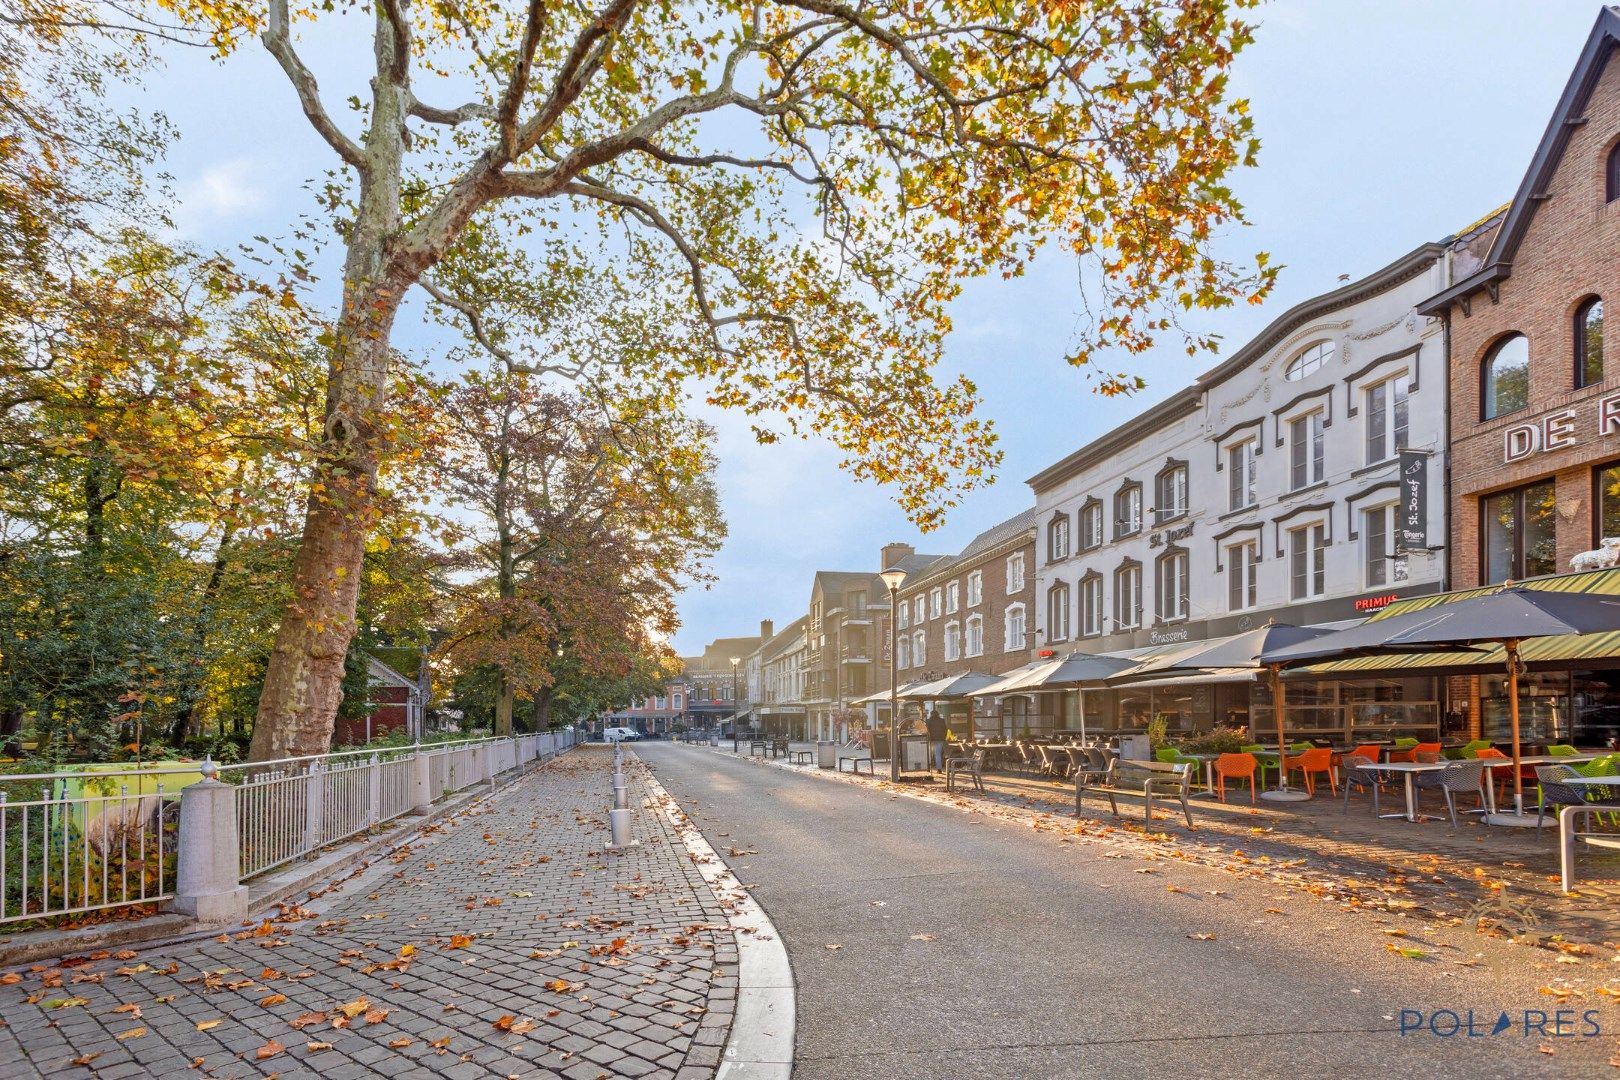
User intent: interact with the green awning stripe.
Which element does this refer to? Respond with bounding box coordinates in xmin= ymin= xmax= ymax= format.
xmin=1303 ymin=566 xmax=1620 ymax=674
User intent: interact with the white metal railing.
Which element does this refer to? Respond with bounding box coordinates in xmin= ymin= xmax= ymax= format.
xmin=0 ymin=728 xmax=577 ymax=926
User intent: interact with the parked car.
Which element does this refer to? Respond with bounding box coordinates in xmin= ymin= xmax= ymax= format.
xmin=602 ymin=726 xmax=642 ymax=743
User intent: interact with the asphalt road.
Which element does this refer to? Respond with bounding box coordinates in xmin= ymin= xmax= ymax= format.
xmin=637 ymin=744 xmax=1618 ymax=1080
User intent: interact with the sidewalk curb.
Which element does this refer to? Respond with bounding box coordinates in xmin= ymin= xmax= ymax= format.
xmin=0 ymin=746 xmax=577 ymax=968
xmin=640 ymin=757 xmax=796 ymax=1080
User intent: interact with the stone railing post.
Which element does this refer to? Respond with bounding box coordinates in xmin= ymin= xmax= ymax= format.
xmin=173 ymin=761 xmax=248 ymax=924
xmin=411 ymin=745 xmax=432 ymax=814
xmin=366 ymin=754 xmax=381 ymax=826
xmin=303 ymin=760 xmax=325 ymax=855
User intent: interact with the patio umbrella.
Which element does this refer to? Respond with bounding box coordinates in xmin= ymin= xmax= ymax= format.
xmin=1113 ymin=623 xmax=1336 ymax=801
xmin=897 ymin=672 xmax=1003 ymax=699
xmin=1260 ymin=587 xmax=1620 ymax=821
xmin=968 ymin=653 xmax=1137 ymax=739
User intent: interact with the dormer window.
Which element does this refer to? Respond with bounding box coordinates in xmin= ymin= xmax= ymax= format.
xmin=1285 ymin=341 xmax=1335 ymax=381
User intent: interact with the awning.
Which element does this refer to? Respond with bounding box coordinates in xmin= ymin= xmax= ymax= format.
xmin=1296 ymin=566 xmax=1620 ymax=677
xmin=848 ymin=681 xmax=933 ymax=706
xmin=1105 ymin=666 xmax=1258 ymax=690
xmin=968 ymin=652 xmax=1137 ymax=696
xmin=899 ymin=672 xmax=1004 ymax=700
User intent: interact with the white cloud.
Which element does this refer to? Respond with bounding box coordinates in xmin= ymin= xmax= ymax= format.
xmin=174 ymin=158 xmax=269 ymax=236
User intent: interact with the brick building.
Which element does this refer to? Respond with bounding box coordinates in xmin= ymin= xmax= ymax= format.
xmin=1419 ymin=7 xmax=1620 ymax=745
xmin=892 ymin=510 xmax=1037 ymax=737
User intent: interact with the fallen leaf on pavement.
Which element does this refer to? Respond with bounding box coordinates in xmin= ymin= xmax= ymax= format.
xmin=71 ymin=1053 xmax=102 ymax=1066
xmin=337 ymin=997 xmax=370 ymax=1018
xmin=824 ymin=944 xmax=842 ymax=950
xmin=196 ymin=1019 xmax=224 ymax=1031
xmin=1187 ymin=933 xmax=1216 ymax=941
xmin=255 ymin=1039 xmax=284 ymax=1060
xmin=116 ymin=1027 xmax=147 ymax=1040
xmin=910 ymin=933 xmax=936 ymax=941
xmin=259 ymin=993 xmax=288 ymax=1007
xmin=306 ymin=1041 xmax=334 ymax=1052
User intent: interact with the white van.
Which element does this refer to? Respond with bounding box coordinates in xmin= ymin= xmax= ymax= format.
xmin=602 ymin=726 xmax=642 ymax=742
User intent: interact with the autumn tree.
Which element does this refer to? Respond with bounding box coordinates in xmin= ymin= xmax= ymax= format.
xmin=152 ymin=0 xmax=1275 ymax=757
xmin=434 ymin=373 xmax=721 ymax=736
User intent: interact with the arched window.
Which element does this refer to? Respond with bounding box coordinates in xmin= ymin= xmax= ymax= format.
xmin=1482 ymin=334 xmax=1530 ymax=419
xmin=1285 ymin=341 xmax=1335 ymax=381
xmin=1576 ymin=296 xmax=1605 ymax=388
xmin=1607 ymin=142 xmax=1620 ymax=203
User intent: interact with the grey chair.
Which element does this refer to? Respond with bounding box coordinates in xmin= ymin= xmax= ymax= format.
xmin=945 ymin=747 xmax=985 ymax=794
xmin=1036 ymin=743 xmax=1067 ymax=780
xmin=1341 ymin=753 xmax=1383 ymax=816
xmin=1536 ymin=764 xmax=1590 ymax=832
xmin=1415 ymin=760 xmax=1486 ymax=827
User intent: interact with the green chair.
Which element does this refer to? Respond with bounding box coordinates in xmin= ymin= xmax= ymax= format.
xmin=1547 ymin=744 xmax=1580 ymax=757
xmin=1393 ymin=737 xmax=1419 ymax=750
xmin=1454 ymin=739 xmax=1492 ymax=760
xmin=1242 ymin=743 xmax=1279 ymax=787
xmin=1574 ymin=753 xmax=1620 ymax=778
xmin=1289 ymin=741 xmax=1313 ymax=752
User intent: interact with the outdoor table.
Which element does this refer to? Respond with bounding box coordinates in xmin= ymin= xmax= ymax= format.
xmin=1181 ymin=752 xmax=1218 ymax=796
xmin=1476 ymin=753 xmax=1603 ymax=815
xmin=1360 ymin=761 xmax=1451 ymax=822
xmin=1565 ymin=775 xmax=1620 ymax=793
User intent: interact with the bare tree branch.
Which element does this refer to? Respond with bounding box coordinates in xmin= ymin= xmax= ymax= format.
xmin=262 ymin=0 xmax=365 ymax=170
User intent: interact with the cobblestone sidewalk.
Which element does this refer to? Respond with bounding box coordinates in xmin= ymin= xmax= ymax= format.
xmin=0 ymin=747 xmax=737 ymax=1080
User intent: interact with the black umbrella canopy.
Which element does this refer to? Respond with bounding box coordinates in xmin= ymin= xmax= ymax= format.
xmin=1027 ymin=652 xmax=1139 ymax=688
xmin=1259 ymin=587 xmax=1620 ymax=666
xmin=1124 ymin=623 xmax=1336 ymax=677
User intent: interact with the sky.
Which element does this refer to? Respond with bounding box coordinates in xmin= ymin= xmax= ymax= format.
xmin=127 ymin=1 xmax=1611 ymax=656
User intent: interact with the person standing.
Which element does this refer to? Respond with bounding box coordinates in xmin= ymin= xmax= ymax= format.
xmin=926 ymin=707 xmax=947 ymax=772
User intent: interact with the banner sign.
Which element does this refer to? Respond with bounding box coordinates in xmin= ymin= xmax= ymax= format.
xmin=1397 ymin=450 xmax=1427 ymax=554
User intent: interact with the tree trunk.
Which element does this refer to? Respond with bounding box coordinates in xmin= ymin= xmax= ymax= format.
xmin=532 ymin=686 xmax=552 ymax=733
xmin=249 ymin=279 xmax=401 ymax=762
xmin=491 ymin=409 xmax=515 ymax=738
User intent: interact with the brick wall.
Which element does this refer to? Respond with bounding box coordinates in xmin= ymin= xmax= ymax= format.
xmin=895 ymin=536 xmax=1035 ymax=680
xmin=1448 ymin=50 xmax=1620 ymax=587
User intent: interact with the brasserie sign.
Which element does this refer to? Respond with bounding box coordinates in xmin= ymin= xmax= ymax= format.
xmin=1502 ymin=390 xmax=1620 ymax=463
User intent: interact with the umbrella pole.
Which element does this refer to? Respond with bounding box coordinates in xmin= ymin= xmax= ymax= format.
xmin=1078 ymin=687 xmax=1087 ymax=743
xmin=1508 ymin=639 xmax=1524 ymax=815
xmin=1261 ymin=662 xmax=1308 ymax=802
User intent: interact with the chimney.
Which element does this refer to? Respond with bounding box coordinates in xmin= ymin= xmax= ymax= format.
xmin=760 ymin=619 xmax=774 ymax=640
xmin=880 ymin=542 xmax=915 ymax=571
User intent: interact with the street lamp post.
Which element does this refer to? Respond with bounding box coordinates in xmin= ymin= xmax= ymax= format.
xmin=879 ymin=566 xmax=908 ymax=782
xmin=730 ymin=657 xmax=741 ymax=753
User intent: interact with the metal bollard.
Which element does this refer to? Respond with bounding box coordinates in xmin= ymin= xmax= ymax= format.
xmin=613 ymin=782 xmax=628 ymax=809
xmin=609 ymin=807 xmax=633 ymax=848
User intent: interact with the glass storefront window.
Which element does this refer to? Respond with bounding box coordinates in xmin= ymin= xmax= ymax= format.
xmin=1597 ymin=461 xmax=1620 ymax=544
xmin=1481 ymin=669 xmax=1620 ymax=747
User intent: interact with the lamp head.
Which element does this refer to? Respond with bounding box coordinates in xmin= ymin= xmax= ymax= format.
xmin=879 ymin=566 xmax=907 ymax=591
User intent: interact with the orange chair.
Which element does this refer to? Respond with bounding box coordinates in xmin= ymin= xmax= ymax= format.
xmin=1282 ymin=747 xmax=1337 ymax=796
xmin=1214 ymin=752 xmax=1259 ymax=805
xmin=1388 ymin=740 xmax=1441 ymax=764
xmin=1347 ymin=743 xmax=1385 ymax=763
xmin=1474 ymin=747 xmax=1511 ymax=804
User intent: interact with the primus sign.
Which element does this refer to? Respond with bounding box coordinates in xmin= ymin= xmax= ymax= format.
xmin=1502 ymin=391 xmax=1620 ymax=463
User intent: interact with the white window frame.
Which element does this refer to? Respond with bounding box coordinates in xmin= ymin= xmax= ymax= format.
xmin=1288 ymin=522 xmax=1327 ymax=601
xmin=913 ymin=596 xmax=926 ymax=624
xmin=1363 ymin=503 xmax=1409 ymax=588
xmin=897 ymin=635 xmax=911 ymax=670
xmin=967 ymin=570 xmax=983 ymax=607
xmin=1155 ymin=466 xmax=1188 ymax=523
xmin=946 ymin=581 xmax=960 ymax=614
xmin=1080 ymin=575 xmax=1103 ymax=637
xmin=1114 ymin=563 xmax=1142 ymax=630
xmin=912 ymin=629 xmax=926 ymax=665
xmin=1227 ymin=541 xmax=1258 ymax=612
xmin=1006 ymin=552 xmax=1025 ymax=593
xmin=1156 ymin=550 xmax=1189 ymax=623
xmin=1048 ymin=514 xmax=1071 ymax=560
xmin=1004 ymin=603 xmax=1026 ymax=651
xmin=897 ymin=602 xmax=909 ymax=631
xmin=1080 ymin=502 xmax=1104 ymax=550
xmin=1364 ymin=372 xmax=1411 ymax=465
xmin=1288 ymin=410 xmax=1325 ymax=491
xmin=929 ymin=587 xmax=942 ymax=619
xmin=965 ymin=614 xmax=983 ymax=658
xmin=1228 ymin=438 xmax=1257 ymax=511
xmin=1047 ymin=583 xmax=1071 ymax=643
xmin=943 ymin=619 xmax=961 ymax=661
